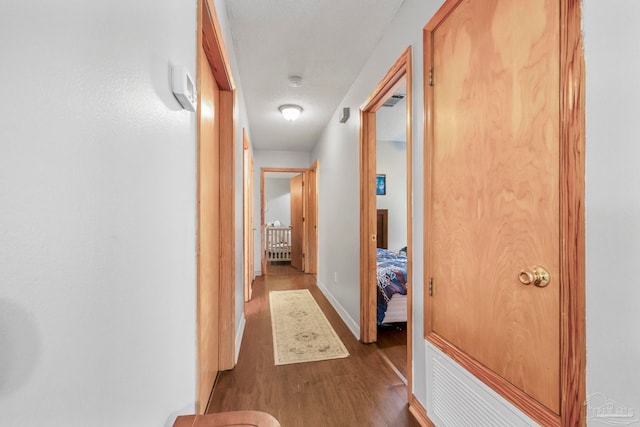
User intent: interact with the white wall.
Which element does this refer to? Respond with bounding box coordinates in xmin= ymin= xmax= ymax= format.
xmin=265 ymin=178 xmax=291 ymax=226
xmin=0 ymin=0 xmax=253 ymax=425
xmin=252 ymin=150 xmax=310 ymax=274
xmin=377 ymin=95 xmax=408 ymax=141
xmin=584 ymin=0 xmax=640 ymax=420
xmin=376 ymin=98 xmax=408 ymax=252
xmin=376 ymin=140 xmax=407 ymax=252
xmin=0 ymin=1 xmax=198 ymax=426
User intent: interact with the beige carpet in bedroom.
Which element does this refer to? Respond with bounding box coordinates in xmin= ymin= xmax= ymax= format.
xmin=269 ymin=289 xmax=349 ymax=366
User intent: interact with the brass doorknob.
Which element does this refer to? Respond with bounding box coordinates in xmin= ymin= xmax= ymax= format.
xmin=518 ymin=266 xmax=550 ymax=287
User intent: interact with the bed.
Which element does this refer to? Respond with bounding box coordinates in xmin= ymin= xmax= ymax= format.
xmin=264 ymin=225 xmax=292 ymax=262
xmin=376 ymin=248 xmax=408 ymax=325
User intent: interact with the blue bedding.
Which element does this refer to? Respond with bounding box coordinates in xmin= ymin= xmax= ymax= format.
xmin=376 ymin=248 xmax=408 ymax=324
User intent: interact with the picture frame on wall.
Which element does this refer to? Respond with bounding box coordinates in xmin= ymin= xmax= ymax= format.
xmin=376 ymin=174 xmax=386 ymax=195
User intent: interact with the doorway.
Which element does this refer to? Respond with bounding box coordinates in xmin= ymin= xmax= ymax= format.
xmin=359 ymin=47 xmax=414 ymax=403
xmin=373 ymin=82 xmax=409 ymax=381
xmin=260 ymin=166 xmax=318 ymax=276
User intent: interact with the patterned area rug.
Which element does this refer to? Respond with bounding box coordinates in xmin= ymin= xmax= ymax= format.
xmin=269 ymin=289 xmax=349 ymax=365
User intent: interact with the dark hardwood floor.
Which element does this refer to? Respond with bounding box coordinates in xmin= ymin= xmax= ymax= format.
xmin=207 ymin=272 xmax=420 ymax=427
xmin=265 ymin=261 xmax=300 ymax=276
xmin=376 ymin=323 xmax=408 ymax=381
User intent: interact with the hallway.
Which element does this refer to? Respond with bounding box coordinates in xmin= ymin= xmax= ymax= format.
xmin=207 ymin=272 xmax=420 ymax=427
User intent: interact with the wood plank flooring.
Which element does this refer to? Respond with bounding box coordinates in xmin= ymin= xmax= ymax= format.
xmin=207 ymin=272 xmax=420 ymax=427
xmin=265 ymin=261 xmax=300 ymax=276
xmin=376 ymin=323 xmax=408 ymax=381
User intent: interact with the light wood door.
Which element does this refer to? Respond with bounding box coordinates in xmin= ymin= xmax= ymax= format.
xmin=305 ymin=164 xmax=318 ymax=274
xmin=376 ymin=209 xmax=388 ymax=250
xmin=290 ymin=173 xmax=304 ymax=270
xmin=427 ymin=0 xmax=560 ymax=414
xmin=197 ymin=42 xmax=221 ymax=411
xmin=243 ymin=131 xmax=255 ymax=301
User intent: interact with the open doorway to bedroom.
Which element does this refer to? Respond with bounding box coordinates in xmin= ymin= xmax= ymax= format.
xmin=375 ymin=82 xmax=409 ymax=380
xmin=359 ymin=47 xmax=414 ymax=403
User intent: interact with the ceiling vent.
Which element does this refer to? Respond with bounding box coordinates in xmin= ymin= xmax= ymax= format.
xmin=382 ymin=94 xmax=405 ymax=107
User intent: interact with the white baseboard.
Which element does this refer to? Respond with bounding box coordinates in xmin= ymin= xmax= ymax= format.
xmin=235 ymin=313 xmax=246 ymax=365
xmin=316 ymin=278 xmax=360 ymax=339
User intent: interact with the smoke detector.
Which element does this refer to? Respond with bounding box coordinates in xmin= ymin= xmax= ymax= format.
xmin=288 ymin=76 xmax=303 ymax=88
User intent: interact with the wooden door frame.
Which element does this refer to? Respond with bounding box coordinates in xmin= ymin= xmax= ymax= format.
xmin=358 ymin=47 xmax=414 ymax=400
xmin=260 ymin=167 xmax=308 ymax=274
xmin=197 ymin=0 xmax=236 ymax=413
xmin=243 ymin=129 xmax=254 ymax=302
xmin=422 ymin=1 xmax=585 ymax=425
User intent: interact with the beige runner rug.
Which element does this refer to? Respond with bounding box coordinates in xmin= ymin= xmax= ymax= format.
xmin=269 ymin=289 xmax=349 ymax=365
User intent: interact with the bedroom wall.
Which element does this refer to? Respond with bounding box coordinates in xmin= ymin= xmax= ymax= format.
xmin=252 ymin=150 xmax=310 ymax=275
xmin=265 ymin=177 xmax=292 ymax=226
xmin=376 ymin=97 xmax=408 ymax=253
xmin=376 ymin=140 xmax=407 ymax=252
xmin=584 ymin=0 xmax=640 ymax=418
xmin=0 ymin=0 xmax=251 ymax=425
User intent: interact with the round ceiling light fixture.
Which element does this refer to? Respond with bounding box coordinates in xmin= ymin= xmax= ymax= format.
xmin=279 ymin=104 xmax=303 ymax=122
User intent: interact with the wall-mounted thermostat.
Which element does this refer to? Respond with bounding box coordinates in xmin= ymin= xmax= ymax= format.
xmin=171 ymin=65 xmax=196 ymax=112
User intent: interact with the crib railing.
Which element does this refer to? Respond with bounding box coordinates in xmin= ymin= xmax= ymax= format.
xmin=264 ymin=226 xmax=292 ymax=262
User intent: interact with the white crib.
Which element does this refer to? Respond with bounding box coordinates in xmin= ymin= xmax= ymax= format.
xmin=264 ymin=226 xmax=292 ymax=262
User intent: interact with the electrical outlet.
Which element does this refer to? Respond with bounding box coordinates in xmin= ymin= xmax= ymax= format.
xmin=333 ymin=272 xmax=338 ymax=283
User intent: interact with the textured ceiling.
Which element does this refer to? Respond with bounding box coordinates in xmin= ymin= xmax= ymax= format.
xmin=225 ymin=0 xmax=406 ymax=151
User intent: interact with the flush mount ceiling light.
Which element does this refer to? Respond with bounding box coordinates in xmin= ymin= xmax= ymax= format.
xmin=279 ymin=104 xmax=303 ymax=122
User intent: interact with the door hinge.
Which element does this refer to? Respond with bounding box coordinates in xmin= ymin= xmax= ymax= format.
xmin=429 ymin=68 xmax=434 ymax=86
xmin=428 ymin=278 xmax=434 ymax=296
xmin=302 ymin=217 xmax=305 ymax=222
